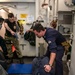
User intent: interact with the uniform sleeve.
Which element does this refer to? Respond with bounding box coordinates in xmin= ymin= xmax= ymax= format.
xmin=47 ymin=35 xmax=57 ymax=53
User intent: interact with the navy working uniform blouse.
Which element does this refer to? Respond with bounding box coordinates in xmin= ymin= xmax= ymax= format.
xmin=43 ymin=28 xmax=66 ymax=58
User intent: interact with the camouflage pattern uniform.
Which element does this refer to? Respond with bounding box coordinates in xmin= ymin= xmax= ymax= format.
xmin=5 ymin=36 xmax=22 ymax=58
xmin=5 ymin=19 xmax=23 ymax=60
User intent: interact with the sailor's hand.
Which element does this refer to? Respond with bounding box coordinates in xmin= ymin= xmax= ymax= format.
xmin=11 ymin=31 xmax=15 ymax=35
xmin=44 ymin=65 xmax=51 ymax=72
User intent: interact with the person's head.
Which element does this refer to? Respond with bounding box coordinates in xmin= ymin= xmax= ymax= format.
xmin=33 ymin=23 xmax=46 ymax=38
xmin=0 ymin=17 xmax=4 ymax=29
xmin=8 ymin=13 xmax=15 ymax=23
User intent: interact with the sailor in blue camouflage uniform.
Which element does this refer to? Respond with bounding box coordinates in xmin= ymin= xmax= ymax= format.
xmin=32 ymin=23 xmax=70 ymax=75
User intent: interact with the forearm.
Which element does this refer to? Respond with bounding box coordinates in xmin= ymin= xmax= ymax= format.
xmin=49 ymin=52 xmax=56 ymax=66
xmin=4 ymin=23 xmax=15 ymax=35
xmin=4 ymin=23 xmax=12 ymax=32
xmin=44 ymin=52 xmax=56 ymax=72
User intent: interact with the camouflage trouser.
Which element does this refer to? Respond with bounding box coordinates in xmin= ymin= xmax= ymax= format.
xmin=5 ymin=36 xmax=22 ymax=58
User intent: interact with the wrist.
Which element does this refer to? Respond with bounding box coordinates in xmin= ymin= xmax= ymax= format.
xmin=48 ymin=64 xmax=52 ymax=68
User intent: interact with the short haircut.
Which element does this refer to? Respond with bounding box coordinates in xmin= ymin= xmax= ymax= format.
xmin=33 ymin=23 xmax=45 ymax=32
xmin=8 ymin=13 xmax=14 ymax=18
